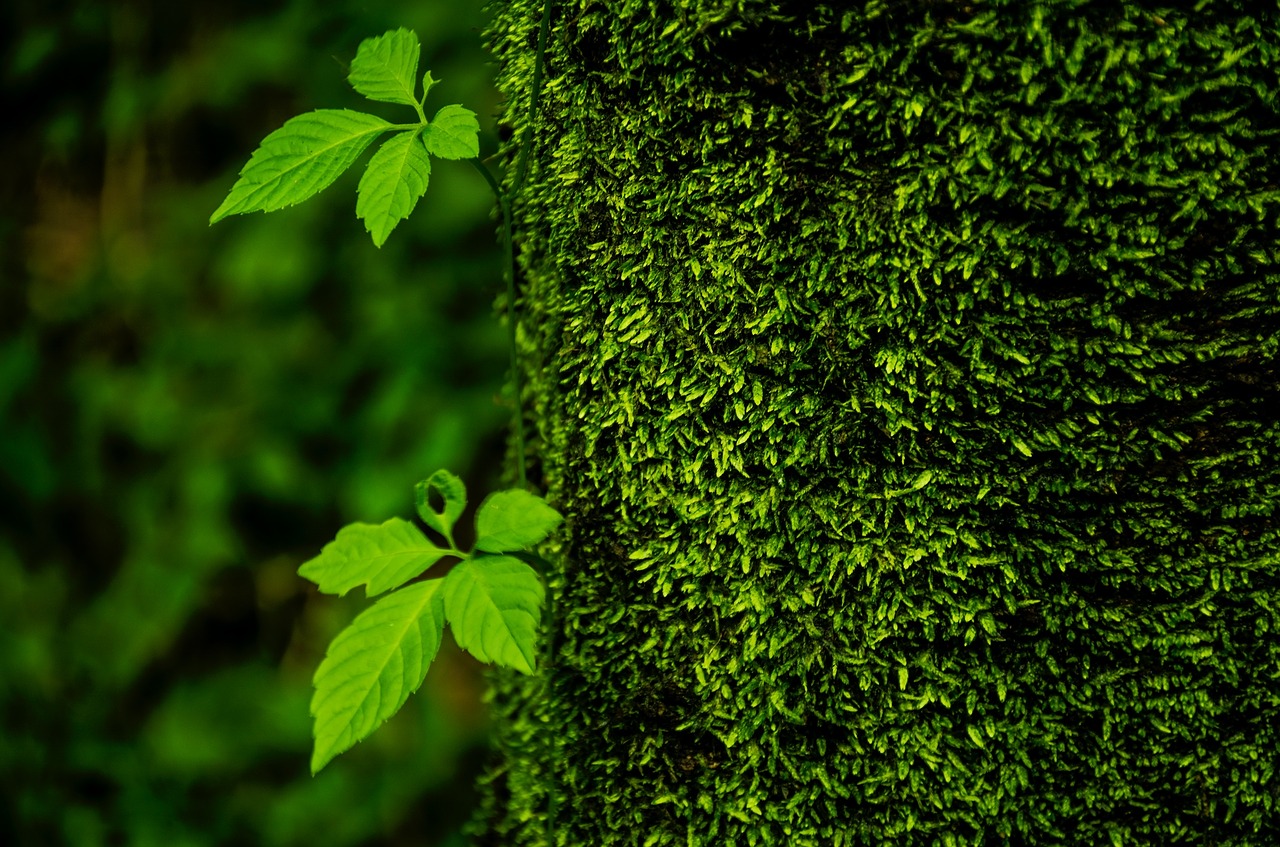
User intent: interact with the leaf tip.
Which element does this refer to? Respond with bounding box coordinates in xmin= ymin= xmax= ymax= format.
xmin=309 ymin=745 xmax=333 ymax=776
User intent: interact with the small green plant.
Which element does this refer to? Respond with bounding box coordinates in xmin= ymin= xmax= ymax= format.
xmin=298 ymin=470 xmax=559 ymax=773
xmin=210 ymin=27 xmax=559 ymax=775
xmin=210 ymin=28 xmax=478 ymax=246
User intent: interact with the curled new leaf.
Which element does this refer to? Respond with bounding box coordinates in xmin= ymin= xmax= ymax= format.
xmin=474 ymin=489 xmax=562 ymax=553
xmin=421 ymin=105 xmax=480 ymax=160
xmin=309 ymin=580 xmax=445 ymax=773
xmin=414 ymin=470 xmax=467 ymax=546
xmin=443 ymin=556 xmax=543 ymax=674
xmin=356 ymin=130 xmax=432 ymax=247
xmin=298 ymin=517 xmax=449 ymax=597
xmin=421 ymin=70 xmax=440 ymax=103
xmin=209 ymin=109 xmax=390 ymax=223
xmin=348 ymin=27 xmax=420 ymax=106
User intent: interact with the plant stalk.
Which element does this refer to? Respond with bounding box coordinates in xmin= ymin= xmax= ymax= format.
xmin=478 ymin=1 xmax=557 ymax=838
xmin=469 ymin=159 xmax=526 ymax=491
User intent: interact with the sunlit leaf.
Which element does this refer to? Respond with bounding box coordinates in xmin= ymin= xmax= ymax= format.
xmin=414 ymin=469 xmax=467 ymax=546
xmin=421 ymin=104 xmax=480 ymax=160
xmin=298 ymin=518 xmax=449 ymax=597
xmin=421 ymin=69 xmax=440 ymax=102
xmin=310 ymin=580 xmax=444 ymax=773
xmin=356 ymin=130 xmax=432 ymax=247
xmin=210 ymin=110 xmax=389 ymax=223
xmin=474 ymin=489 xmax=562 ymax=553
xmin=443 ymin=556 xmax=543 ymax=674
xmin=348 ymin=28 xmax=420 ymax=106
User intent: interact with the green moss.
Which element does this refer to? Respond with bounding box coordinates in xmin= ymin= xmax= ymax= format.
xmin=474 ymin=1 xmax=1280 ymax=844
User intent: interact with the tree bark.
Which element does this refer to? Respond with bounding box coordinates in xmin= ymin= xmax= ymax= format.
xmin=475 ymin=2 xmax=1280 ymax=844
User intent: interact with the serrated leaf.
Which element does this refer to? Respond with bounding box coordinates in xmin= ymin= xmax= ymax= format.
xmin=210 ymin=109 xmax=390 ymax=223
xmin=421 ymin=105 xmax=480 ymax=160
xmin=442 ymin=556 xmax=543 ymax=674
xmin=298 ymin=518 xmax=449 ymax=597
xmin=414 ymin=470 xmax=466 ymax=545
xmin=348 ymin=28 xmax=420 ymax=106
xmin=310 ymin=579 xmax=444 ymax=773
xmin=474 ymin=489 xmax=562 ymax=553
xmin=356 ymin=130 xmax=432 ymax=247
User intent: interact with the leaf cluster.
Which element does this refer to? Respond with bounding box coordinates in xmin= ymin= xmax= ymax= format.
xmin=298 ymin=470 xmax=561 ymax=773
xmin=210 ymin=28 xmax=479 ymax=246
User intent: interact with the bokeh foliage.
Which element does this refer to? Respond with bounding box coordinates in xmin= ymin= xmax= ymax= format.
xmin=1 ymin=1 xmax=514 ymax=844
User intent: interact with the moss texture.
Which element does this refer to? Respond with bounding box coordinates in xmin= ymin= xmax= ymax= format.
xmin=474 ymin=1 xmax=1280 ymax=844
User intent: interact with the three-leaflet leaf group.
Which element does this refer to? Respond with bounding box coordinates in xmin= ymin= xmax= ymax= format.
xmin=208 ymin=28 xmax=479 ymax=247
xmin=298 ymin=470 xmax=561 ymax=774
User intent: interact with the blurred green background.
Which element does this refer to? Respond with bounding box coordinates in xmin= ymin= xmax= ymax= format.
xmin=1 ymin=1 xmax=514 ymax=844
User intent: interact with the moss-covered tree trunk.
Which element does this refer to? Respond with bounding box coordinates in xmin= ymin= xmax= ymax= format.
xmin=475 ymin=2 xmax=1279 ymax=844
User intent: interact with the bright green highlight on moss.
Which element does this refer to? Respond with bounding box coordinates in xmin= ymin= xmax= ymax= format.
xmin=209 ymin=28 xmax=479 ymax=247
xmin=299 ymin=471 xmax=560 ymax=774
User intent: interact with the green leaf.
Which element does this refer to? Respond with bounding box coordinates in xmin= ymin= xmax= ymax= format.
xmin=310 ymin=579 xmax=444 ymax=773
xmin=442 ymin=556 xmax=543 ymax=674
xmin=966 ymin=724 xmax=986 ymax=748
xmin=356 ymin=130 xmax=432 ymax=247
xmin=298 ymin=518 xmax=449 ymax=597
xmin=210 ymin=109 xmax=390 ymax=223
xmin=421 ymin=70 xmax=440 ymax=103
xmin=348 ymin=28 xmax=420 ymax=106
xmin=414 ymin=470 xmax=466 ymax=545
xmin=421 ymin=105 xmax=480 ymax=160
xmin=474 ymin=489 xmax=562 ymax=553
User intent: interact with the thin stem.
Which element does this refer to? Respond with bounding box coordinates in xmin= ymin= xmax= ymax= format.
xmin=512 ymin=0 xmax=553 ymax=196
xmin=481 ymin=5 xmax=556 ymax=841
xmin=520 ymin=4 xmax=556 ymax=844
xmin=543 ymin=574 xmax=559 ymax=844
xmin=522 ymin=6 xmax=558 ymax=847
xmin=470 ymin=158 xmax=527 ymax=490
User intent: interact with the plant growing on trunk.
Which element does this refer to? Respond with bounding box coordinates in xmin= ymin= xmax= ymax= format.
xmin=210 ymin=26 xmax=555 ymax=775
